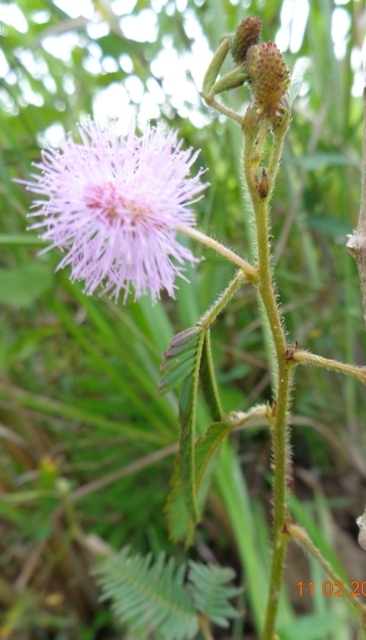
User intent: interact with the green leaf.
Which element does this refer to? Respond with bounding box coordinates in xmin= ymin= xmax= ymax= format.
xmin=305 ymin=214 xmax=351 ymax=240
xmin=188 ymin=562 xmax=242 ymax=627
xmin=166 ymin=329 xmax=228 ymax=537
xmin=158 ymin=325 xmax=206 ymax=521
xmin=195 ymin=421 xmax=232 ymax=490
xmin=179 ymin=375 xmax=199 ymax=522
xmin=0 ymin=264 xmax=53 ymax=308
xmin=94 ymin=547 xmax=198 ymax=640
xmin=279 ymin=612 xmax=343 ymax=640
xmin=165 ymin=454 xmax=195 ymax=547
xmin=292 ymin=152 xmax=358 ymax=170
xmin=165 ymin=422 xmax=231 ymax=545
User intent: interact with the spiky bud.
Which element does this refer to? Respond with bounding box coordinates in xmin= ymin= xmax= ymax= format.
xmin=252 ymin=42 xmax=290 ymax=116
xmin=231 ymin=17 xmax=262 ymax=66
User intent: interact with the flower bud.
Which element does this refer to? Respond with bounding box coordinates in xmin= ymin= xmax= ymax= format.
xmin=231 ymin=17 xmax=262 ymax=66
xmin=252 ymin=42 xmax=290 ymax=116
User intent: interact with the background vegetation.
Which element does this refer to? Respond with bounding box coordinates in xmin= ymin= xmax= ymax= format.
xmin=1 ymin=0 xmax=366 ymax=638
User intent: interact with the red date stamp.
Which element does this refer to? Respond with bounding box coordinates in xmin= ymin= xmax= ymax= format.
xmin=297 ymin=581 xmax=366 ymax=597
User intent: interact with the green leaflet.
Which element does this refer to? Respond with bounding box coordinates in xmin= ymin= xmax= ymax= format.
xmin=199 ymin=330 xmax=223 ymax=422
xmin=165 ymin=326 xmax=202 ymax=353
xmin=160 ymin=349 xmax=199 ymax=373
xmin=158 ymin=355 xmax=198 ymax=395
xmin=156 ymin=326 xmax=202 ymax=397
xmin=195 ymin=421 xmax=232 ymax=489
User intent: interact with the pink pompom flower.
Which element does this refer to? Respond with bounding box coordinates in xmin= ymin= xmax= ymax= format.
xmin=24 ymin=119 xmax=207 ymax=302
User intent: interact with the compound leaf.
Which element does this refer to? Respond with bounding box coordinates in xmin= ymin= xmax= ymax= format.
xmin=94 ymin=547 xmax=198 ymax=640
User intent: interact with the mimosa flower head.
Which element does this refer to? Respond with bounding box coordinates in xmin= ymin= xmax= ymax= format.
xmin=24 ymin=119 xmax=207 ymax=302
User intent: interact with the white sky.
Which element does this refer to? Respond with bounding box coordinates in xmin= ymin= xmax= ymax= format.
xmin=0 ymin=0 xmax=364 ymax=145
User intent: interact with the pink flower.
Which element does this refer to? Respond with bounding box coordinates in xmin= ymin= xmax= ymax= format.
xmin=24 ymin=119 xmax=206 ymax=302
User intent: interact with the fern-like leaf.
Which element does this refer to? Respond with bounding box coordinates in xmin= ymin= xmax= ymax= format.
xmin=94 ymin=548 xmax=241 ymax=639
xmin=94 ymin=547 xmax=198 ymax=640
xmin=188 ymin=562 xmax=242 ymax=627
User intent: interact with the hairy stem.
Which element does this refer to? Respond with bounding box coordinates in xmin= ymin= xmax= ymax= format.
xmin=243 ymin=113 xmax=293 ymax=640
xmin=178 ymin=225 xmax=259 ymax=282
xmin=199 ymin=269 xmax=247 ymax=329
xmin=292 ymin=349 xmax=366 ymax=385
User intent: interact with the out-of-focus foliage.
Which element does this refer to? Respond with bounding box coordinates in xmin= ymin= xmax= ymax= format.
xmin=94 ymin=547 xmax=241 ymax=640
xmin=1 ymin=0 xmax=366 ymax=638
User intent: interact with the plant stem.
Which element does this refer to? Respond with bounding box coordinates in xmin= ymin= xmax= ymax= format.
xmin=292 ymin=349 xmax=366 ymax=385
xmin=201 ymin=92 xmax=244 ymax=124
xmin=178 ymin=225 xmax=259 ymax=282
xmin=199 ymin=269 xmax=247 ymax=329
xmin=243 ymin=114 xmax=293 ymax=640
xmin=198 ymin=616 xmax=215 ymax=640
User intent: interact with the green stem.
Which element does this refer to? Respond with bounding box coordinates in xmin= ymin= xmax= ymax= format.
xmin=198 ymin=616 xmax=215 ymax=640
xmin=243 ymin=114 xmax=293 ymax=640
xmin=199 ymin=269 xmax=247 ymax=329
xmin=178 ymin=225 xmax=258 ymax=282
xmin=260 ymin=367 xmax=292 ymax=640
xmin=293 ymin=349 xmax=366 ymax=385
xmin=0 ymin=234 xmax=47 ymax=246
xmin=201 ymin=92 xmax=244 ymax=124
